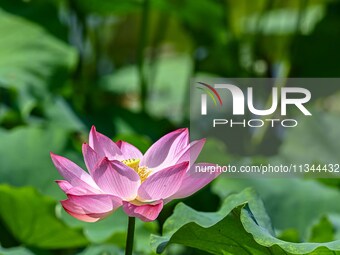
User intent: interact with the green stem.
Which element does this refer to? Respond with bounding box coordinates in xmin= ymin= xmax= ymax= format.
xmin=125 ymin=217 xmax=136 ymax=255
xmin=149 ymin=13 xmax=169 ymax=92
xmin=137 ymin=0 xmax=150 ymax=113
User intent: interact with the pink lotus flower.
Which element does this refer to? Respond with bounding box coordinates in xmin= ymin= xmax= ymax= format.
xmin=51 ymin=127 xmax=220 ymax=222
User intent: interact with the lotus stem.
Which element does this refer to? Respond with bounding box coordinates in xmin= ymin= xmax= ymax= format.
xmin=125 ymin=217 xmax=136 ymax=255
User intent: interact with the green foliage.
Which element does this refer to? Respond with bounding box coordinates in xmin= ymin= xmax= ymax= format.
xmin=1 ymin=0 xmax=340 ymax=254
xmin=62 ymin=208 xmax=158 ymax=254
xmin=0 ymin=246 xmax=34 ymax=255
xmin=0 ymin=185 xmax=88 ymax=249
xmin=278 ymin=110 xmax=340 ymax=165
xmin=152 ymin=188 xmax=340 ymax=255
xmin=70 ymin=0 xmax=141 ymax=16
xmin=0 ymin=126 xmax=72 ymax=198
xmin=213 ymin=178 xmax=340 ymax=239
xmin=0 ymin=184 xmax=158 ymax=254
xmin=114 ymin=133 xmax=151 ymax=153
xmin=0 ymin=10 xmax=76 ymax=119
xmin=151 ymin=188 xmax=272 ymax=254
xmin=309 ymin=217 xmax=335 ymax=243
xmin=76 ymin=245 xmax=123 ymax=255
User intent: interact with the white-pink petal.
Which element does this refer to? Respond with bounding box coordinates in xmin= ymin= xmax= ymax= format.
xmin=137 ymin=161 xmax=189 ymax=201
xmin=61 ymin=194 xmax=122 ymax=222
xmin=63 ymin=210 xmax=101 ymax=222
xmin=166 ymin=163 xmax=221 ymax=202
xmin=92 ymin=158 xmax=141 ymax=201
xmin=56 ymin=180 xmax=99 ymax=195
xmin=116 ymin=140 xmax=143 ymax=159
xmin=89 ymin=126 xmax=123 ymax=160
xmin=122 ymin=200 xmax=163 ymax=222
xmin=173 ymin=138 xmax=206 ymax=167
xmin=51 ymin=153 xmax=101 ymax=193
xmin=140 ymin=128 xmax=188 ymax=169
xmin=82 ymin=143 xmax=100 ymax=176
xmin=56 ymin=180 xmax=73 ymax=193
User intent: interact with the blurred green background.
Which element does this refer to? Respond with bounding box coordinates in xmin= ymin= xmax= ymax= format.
xmin=1 ymin=0 xmax=340 ymax=254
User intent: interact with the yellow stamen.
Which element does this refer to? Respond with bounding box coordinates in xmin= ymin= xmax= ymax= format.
xmin=137 ymin=166 xmax=152 ymax=182
xmin=121 ymin=158 xmax=151 ymax=182
xmin=121 ymin=158 xmax=140 ymax=172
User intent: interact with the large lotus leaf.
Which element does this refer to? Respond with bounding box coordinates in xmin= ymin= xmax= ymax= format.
xmin=212 ymin=178 xmax=340 ymax=239
xmin=151 ymin=188 xmax=273 ymax=254
xmin=241 ymin=207 xmax=340 ymax=255
xmin=0 ymin=185 xmax=88 ymax=249
xmin=152 ymin=188 xmax=340 ymax=255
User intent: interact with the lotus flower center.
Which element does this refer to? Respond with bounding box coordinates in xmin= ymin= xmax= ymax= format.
xmin=121 ymin=158 xmax=151 ymax=182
